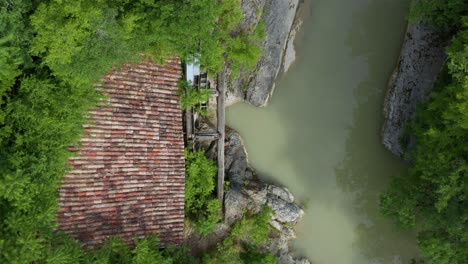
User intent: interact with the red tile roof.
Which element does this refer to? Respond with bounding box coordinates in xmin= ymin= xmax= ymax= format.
xmin=57 ymin=59 xmax=185 ymax=247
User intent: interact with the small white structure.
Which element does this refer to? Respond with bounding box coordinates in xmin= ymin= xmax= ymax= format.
xmin=185 ymin=62 xmax=200 ymax=84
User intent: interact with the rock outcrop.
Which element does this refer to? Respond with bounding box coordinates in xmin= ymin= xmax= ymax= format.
xmin=226 ymin=0 xmax=301 ymax=106
xmin=382 ymin=23 xmax=449 ymax=156
xmin=223 ymin=130 xmax=309 ymax=264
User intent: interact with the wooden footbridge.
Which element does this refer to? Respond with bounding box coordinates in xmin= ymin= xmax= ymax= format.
xmin=184 ymin=66 xmax=226 ymax=205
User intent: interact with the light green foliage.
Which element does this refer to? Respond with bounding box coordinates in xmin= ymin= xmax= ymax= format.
xmin=84 ymin=237 xmax=132 ymax=264
xmin=381 ymin=16 xmax=468 ymax=264
xmin=0 ymin=76 xmax=99 ymax=263
xmin=409 ymin=0 xmax=467 ymax=30
xmin=0 ymin=35 xmax=21 ymax=96
xmin=193 ymin=199 xmax=222 ymax=236
xmin=178 ymin=80 xmax=211 ymax=116
xmin=202 ymin=206 xmax=276 ymax=264
xmin=184 ymin=149 xmax=218 ymax=214
xmin=198 ymin=0 xmax=264 ymax=76
xmin=184 ymin=149 xmax=220 ymax=235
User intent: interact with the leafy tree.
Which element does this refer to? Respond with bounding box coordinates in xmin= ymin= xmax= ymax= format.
xmin=381 ymin=16 xmax=468 ymax=264
xmin=202 ymin=206 xmax=277 ymax=264
xmin=409 ymin=0 xmax=467 ymax=30
xmin=231 ymin=206 xmax=273 ymax=245
xmin=184 ymin=148 xmax=220 ymax=235
xmin=240 ymin=244 xmax=276 ymax=264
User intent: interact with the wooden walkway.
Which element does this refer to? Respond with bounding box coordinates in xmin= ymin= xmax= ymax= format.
xmin=183 ymin=69 xmax=226 ymax=206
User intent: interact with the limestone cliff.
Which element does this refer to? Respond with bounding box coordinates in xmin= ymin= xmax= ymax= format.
xmin=382 ymin=23 xmax=449 ymax=156
xmin=226 ymin=0 xmax=301 ymax=106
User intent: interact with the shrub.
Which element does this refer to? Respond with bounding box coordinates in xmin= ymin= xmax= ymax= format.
xmin=184 ymin=149 xmax=220 ymax=235
xmin=202 ymin=206 xmax=277 ymax=264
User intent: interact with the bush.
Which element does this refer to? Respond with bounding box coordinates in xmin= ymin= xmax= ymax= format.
xmin=184 ymin=149 xmax=220 ymax=235
xmin=202 ymin=206 xmax=277 ymax=264
xmin=231 ymin=206 xmax=273 ymax=245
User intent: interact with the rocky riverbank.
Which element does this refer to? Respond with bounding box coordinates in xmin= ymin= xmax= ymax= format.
xmin=223 ymin=130 xmax=309 ymax=264
xmin=226 ymin=0 xmax=302 ymax=107
xmin=382 ymin=23 xmax=450 ymax=156
xmin=188 ymin=129 xmax=309 ymax=264
xmin=184 ymin=1 xmax=310 ymax=263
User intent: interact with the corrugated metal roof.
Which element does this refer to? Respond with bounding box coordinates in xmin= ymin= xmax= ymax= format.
xmin=57 ymin=59 xmax=185 ymax=247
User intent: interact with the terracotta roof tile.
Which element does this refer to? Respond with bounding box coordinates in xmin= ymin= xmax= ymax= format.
xmin=57 ymin=59 xmax=185 ymax=247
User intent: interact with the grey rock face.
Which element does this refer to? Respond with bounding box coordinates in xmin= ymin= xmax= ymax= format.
xmin=247 ymin=0 xmax=300 ymax=106
xmin=223 ymin=130 xmax=309 ymax=262
xmin=224 ymin=188 xmax=249 ymax=225
xmin=278 ymin=254 xmax=311 ymax=264
xmin=267 ymin=194 xmax=304 ymax=223
xmin=227 ymin=0 xmax=300 ymax=106
xmin=382 ymin=23 xmax=448 ymax=156
xmin=268 ymin=185 xmax=295 ymax=203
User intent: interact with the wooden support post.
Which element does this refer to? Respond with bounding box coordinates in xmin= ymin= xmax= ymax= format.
xmin=216 ymin=70 xmax=226 ymax=206
xmin=185 ymin=108 xmax=192 ymax=139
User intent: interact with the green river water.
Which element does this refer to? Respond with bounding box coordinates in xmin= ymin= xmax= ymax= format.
xmin=226 ymin=0 xmax=421 ymax=263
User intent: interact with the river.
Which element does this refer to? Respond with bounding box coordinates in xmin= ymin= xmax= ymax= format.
xmin=226 ymin=0 xmax=421 ymax=263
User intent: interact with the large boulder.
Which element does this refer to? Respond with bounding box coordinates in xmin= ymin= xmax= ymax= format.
xmin=267 ymin=193 xmax=304 ymax=224
xmin=382 ymin=23 xmax=449 ymax=156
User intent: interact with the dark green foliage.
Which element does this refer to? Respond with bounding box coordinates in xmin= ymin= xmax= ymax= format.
xmin=381 ymin=17 xmax=468 ymax=264
xmin=184 ymin=149 xmax=220 ymax=235
xmin=81 ymin=235 xmax=194 ymax=264
xmin=231 ymin=206 xmax=273 ymax=245
xmin=0 ymin=75 xmax=99 ymax=262
xmin=240 ymin=244 xmax=276 ymax=264
xmin=202 ymin=206 xmax=276 ymax=264
xmin=202 ymin=236 xmax=243 ymax=264
xmin=409 ymin=0 xmax=468 ymax=30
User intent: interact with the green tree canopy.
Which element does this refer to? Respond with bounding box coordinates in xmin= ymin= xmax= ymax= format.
xmin=381 ymin=16 xmax=468 ymax=264
xmin=0 ymin=0 xmax=264 ymax=262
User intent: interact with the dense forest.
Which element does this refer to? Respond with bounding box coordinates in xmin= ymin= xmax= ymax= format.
xmin=381 ymin=0 xmax=467 ymax=263
xmin=0 ymin=0 xmax=265 ymax=263
xmin=1 ymin=0 xmax=467 ymax=263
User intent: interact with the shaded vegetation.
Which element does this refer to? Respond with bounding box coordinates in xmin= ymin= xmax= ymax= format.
xmin=409 ymin=0 xmax=467 ymax=30
xmin=381 ymin=8 xmax=468 ymax=263
xmin=202 ymin=206 xmax=276 ymax=264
